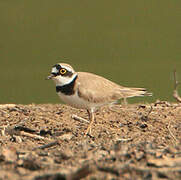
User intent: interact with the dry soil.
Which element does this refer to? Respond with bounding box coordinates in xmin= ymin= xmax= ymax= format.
xmin=0 ymin=101 xmax=181 ymax=180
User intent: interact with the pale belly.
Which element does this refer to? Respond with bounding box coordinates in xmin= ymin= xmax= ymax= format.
xmin=57 ymin=91 xmax=105 ymax=109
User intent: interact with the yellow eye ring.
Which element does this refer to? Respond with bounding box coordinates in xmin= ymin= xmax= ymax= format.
xmin=60 ymin=68 xmax=67 ymax=75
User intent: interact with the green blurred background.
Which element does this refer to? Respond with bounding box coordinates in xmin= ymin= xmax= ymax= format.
xmin=1 ymin=0 xmax=181 ymax=104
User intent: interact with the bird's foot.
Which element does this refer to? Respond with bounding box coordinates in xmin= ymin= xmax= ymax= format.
xmin=84 ymin=125 xmax=92 ymax=136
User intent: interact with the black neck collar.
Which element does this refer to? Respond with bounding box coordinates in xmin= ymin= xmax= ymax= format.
xmin=56 ymin=75 xmax=78 ymax=95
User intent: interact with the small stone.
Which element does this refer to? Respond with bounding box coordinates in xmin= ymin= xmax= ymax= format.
xmin=119 ymin=123 xmax=124 ymax=127
xmin=140 ymin=116 xmax=148 ymax=122
xmin=155 ymin=152 xmax=162 ymax=158
xmin=1 ymin=146 xmax=18 ymax=163
xmin=140 ymin=124 xmax=148 ymax=129
xmin=59 ymin=133 xmax=73 ymax=141
xmin=135 ymin=151 xmax=145 ymax=161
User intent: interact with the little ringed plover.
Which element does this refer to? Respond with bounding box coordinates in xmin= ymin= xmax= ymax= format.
xmin=46 ymin=63 xmax=152 ymax=135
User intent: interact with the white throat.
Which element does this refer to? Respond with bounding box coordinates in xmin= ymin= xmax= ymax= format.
xmin=53 ymin=73 xmax=78 ymax=86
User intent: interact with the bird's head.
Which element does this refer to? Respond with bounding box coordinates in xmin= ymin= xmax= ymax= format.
xmin=46 ymin=63 xmax=77 ymax=86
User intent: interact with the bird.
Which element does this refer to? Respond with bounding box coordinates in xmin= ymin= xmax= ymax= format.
xmin=46 ymin=63 xmax=152 ymax=135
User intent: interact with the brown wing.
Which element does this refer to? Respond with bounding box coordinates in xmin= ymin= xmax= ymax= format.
xmin=76 ymin=72 xmax=151 ymax=103
xmin=76 ymin=72 xmax=122 ymax=103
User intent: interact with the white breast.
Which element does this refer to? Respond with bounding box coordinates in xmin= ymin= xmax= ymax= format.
xmin=57 ymin=91 xmax=104 ymax=110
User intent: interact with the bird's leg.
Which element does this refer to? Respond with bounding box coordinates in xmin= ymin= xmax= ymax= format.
xmin=85 ymin=109 xmax=94 ymax=135
xmin=123 ymin=97 xmax=128 ymax=106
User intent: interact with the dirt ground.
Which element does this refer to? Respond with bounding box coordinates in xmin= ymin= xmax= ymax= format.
xmin=0 ymin=101 xmax=181 ymax=180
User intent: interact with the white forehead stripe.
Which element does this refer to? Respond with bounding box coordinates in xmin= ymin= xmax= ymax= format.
xmin=52 ymin=67 xmax=58 ymax=73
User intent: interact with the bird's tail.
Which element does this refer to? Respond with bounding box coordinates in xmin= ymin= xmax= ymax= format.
xmin=120 ymin=87 xmax=152 ymax=98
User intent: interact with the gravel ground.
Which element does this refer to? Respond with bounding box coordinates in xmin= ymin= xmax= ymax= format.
xmin=0 ymin=101 xmax=181 ymax=180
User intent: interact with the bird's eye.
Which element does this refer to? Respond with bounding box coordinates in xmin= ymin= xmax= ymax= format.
xmin=60 ymin=68 xmax=67 ymax=75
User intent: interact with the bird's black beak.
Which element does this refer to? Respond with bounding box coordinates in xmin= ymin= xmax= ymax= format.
xmin=45 ymin=74 xmax=55 ymax=80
